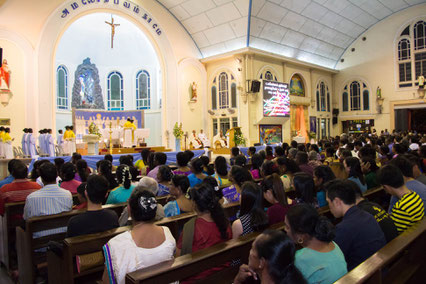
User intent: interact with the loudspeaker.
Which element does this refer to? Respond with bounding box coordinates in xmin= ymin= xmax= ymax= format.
xmin=0 ymin=48 xmax=2 ymax=67
xmin=333 ymin=117 xmax=338 ymax=124
xmin=333 ymin=108 xmax=339 ymax=115
xmin=251 ymin=80 xmax=261 ymax=93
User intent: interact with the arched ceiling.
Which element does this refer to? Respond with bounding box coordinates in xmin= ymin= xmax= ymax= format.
xmin=157 ymin=0 xmax=426 ymax=69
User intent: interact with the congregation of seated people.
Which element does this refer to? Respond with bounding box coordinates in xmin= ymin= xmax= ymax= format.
xmin=0 ymin=130 xmax=426 ymax=283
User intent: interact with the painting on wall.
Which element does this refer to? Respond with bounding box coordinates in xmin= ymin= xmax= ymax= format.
xmin=259 ymin=125 xmax=282 ymax=144
xmin=290 ymin=74 xmax=305 ymax=97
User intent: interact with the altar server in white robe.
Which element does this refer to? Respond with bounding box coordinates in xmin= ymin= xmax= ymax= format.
xmin=3 ymin=128 xmax=14 ymax=159
xmin=46 ymin=129 xmax=55 ymax=157
xmin=27 ymin=128 xmax=37 ymax=158
xmin=57 ymin=129 xmax=64 ymax=155
xmin=198 ymin=129 xmax=210 ymax=148
xmin=38 ymin=130 xmax=45 ymax=155
xmin=21 ymin=128 xmax=28 ymax=156
xmin=43 ymin=130 xmax=50 ymax=156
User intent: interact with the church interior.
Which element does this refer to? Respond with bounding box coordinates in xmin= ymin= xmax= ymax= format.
xmin=0 ymin=0 xmax=426 ymax=283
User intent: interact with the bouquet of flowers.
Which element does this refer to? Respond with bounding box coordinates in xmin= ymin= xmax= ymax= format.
xmin=234 ymin=128 xmax=246 ymax=146
xmin=173 ymin=122 xmax=184 ymax=139
xmin=88 ymin=122 xmax=102 ymax=138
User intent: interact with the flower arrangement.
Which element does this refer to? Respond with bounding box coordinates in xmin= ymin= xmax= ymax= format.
xmin=88 ymin=122 xmax=101 ymax=138
xmin=173 ymin=122 xmax=184 ymax=139
xmin=233 ymin=128 xmax=246 ymax=146
xmin=308 ymin=131 xmax=316 ymax=140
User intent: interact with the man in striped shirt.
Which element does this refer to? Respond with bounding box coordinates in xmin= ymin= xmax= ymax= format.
xmin=377 ymin=164 xmax=424 ymax=233
xmin=24 ymin=162 xmax=72 ymax=238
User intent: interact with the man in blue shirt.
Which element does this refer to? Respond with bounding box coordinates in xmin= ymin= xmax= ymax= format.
xmin=0 ymin=159 xmax=18 ymax=189
xmin=388 ymin=156 xmax=426 ymax=212
xmin=326 ymin=179 xmax=386 ymax=271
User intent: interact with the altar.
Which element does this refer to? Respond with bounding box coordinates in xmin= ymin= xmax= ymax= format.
xmin=100 ymin=128 xmax=150 ymax=148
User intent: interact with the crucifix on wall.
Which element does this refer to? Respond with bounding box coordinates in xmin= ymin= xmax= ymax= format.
xmin=105 ymin=16 xmax=120 ymax=48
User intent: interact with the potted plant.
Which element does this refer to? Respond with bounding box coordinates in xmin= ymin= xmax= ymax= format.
xmin=173 ymin=122 xmax=184 ymax=151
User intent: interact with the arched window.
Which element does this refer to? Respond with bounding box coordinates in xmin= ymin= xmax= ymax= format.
xmin=218 ymin=72 xmax=229 ymax=109
xmin=211 ymin=86 xmax=217 ymax=110
xmin=414 ymin=21 xmax=426 ymax=50
xmin=396 ymin=20 xmax=426 ymax=88
xmin=259 ymin=70 xmax=278 ymax=81
xmin=107 ymin=71 xmax=123 ymax=110
xmin=231 ymin=83 xmax=237 ymax=108
xmin=56 ymin=65 xmax=68 ymax=110
xmin=316 ymin=81 xmax=330 ymax=112
xmin=342 ymin=80 xmax=369 ymax=112
xmin=211 ymin=71 xmax=238 ymax=137
xmin=136 ymin=70 xmax=150 ymax=110
xmin=290 ymin=74 xmax=305 ymax=96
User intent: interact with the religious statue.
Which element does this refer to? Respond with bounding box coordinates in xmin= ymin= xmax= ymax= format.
xmin=0 ymin=59 xmax=11 ymax=90
xmin=0 ymin=59 xmax=13 ymax=106
xmin=71 ymin=58 xmax=104 ymax=109
xmin=105 ymin=16 xmax=120 ymax=49
xmin=376 ymin=86 xmax=381 ymax=99
xmin=419 ymin=75 xmax=425 ymax=89
xmin=191 ymin=82 xmax=197 ymax=101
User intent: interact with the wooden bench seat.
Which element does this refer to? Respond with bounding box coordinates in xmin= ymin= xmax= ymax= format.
xmin=16 ymin=203 xmax=126 ymax=284
xmin=335 ymin=218 xmax=426 ymax=284
xmin=47 ymin=186 xmax=387 ymax=284
xmin=127 ymin=223 xmax=285 ymax=284
xmin=47 ymin=201 xmax=241 ymax=284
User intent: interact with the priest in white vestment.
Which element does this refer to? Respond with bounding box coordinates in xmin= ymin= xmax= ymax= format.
xmin=198 ymin=129 xmax=210 ymax=148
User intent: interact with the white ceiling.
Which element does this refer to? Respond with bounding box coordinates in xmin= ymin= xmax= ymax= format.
xmin=157 ymin=0 xmax=426 ymax=69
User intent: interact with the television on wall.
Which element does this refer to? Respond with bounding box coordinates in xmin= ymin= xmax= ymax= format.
xmin=262 ymin=80 xmax=290 ymax=117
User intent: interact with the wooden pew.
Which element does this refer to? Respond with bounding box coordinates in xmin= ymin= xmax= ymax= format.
xmin=48 ymin=187 xmax=386 ymax=284
xmin=0 ymin=201 xmax=25 ymax=269
xmin=47 ymin=201 xmax=241 ymax=284
xmin=126 ymin=187 xmax=388 ymax=284
xmin=335 ymin=218 xmax=426 ymax=284
xmin=16 ymin=203 xmax=126 ymax=284
xmin=0 ymin=193 xmax=79 ymax=270
xmin=126 ymin=222 xmax=285 ymax=284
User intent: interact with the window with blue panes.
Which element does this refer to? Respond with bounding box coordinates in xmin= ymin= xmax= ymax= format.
xmin=107 ymin=71 xmax=124 ymax=110
xmin=56 ymin=65 xmax=68 ymax=110
xmin=136 ymin=70 xmax=150 ymax=110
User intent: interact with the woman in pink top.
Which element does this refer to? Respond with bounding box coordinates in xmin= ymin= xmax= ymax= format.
xmin=60 ymin=162 xmax=81 ymax=194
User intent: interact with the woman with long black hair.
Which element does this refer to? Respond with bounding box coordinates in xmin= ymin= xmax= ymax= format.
xmin=234 ymin=230 xmax=306 ymax=284
xmin=177 ymin=183 xmax=232 ymax=282
xmin=344 ymin=157 xmax=367 ymax=193
xmin=232 ymin=181 xmax=268 ymax=239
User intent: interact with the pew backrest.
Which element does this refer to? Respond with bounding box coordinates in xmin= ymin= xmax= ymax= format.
xmin=335 ymin=218 xmax=426 ymax=284
xmin=126 ymin=222 xmax=285 ymax=284
xmin=16 ymin=202 xmax=126 ymax=284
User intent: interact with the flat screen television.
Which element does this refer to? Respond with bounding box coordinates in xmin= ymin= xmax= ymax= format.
xmin=262 ymin=80 xmax=290 ymax=117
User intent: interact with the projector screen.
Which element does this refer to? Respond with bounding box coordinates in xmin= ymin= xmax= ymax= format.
xmin=263 ymin=80 xmax=290 ymax=117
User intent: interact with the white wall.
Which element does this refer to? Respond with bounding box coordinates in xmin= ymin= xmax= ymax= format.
xmin=334 ymin=4 xmax=426 ymax=133
xmin=0 ymin=39 xmax=26 ymax=148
